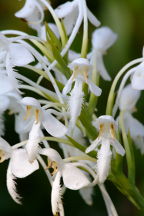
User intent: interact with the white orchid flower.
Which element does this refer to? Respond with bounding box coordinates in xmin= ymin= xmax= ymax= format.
xmin=86 ymin=115 xmax=125 ymax=183
xmin=91 ymin=27 xmax=117 ymax=81
xmin=63 ymin=58 xmax=102 ymax=128
xmin=15 ymin=0 xmax=45 ymax=31
xmin=0 ymin=137 xmax=39 ymax=204
xmin=40 ymin=148 xmax=90 ymax=216
xmin=55 ymin=0 xmax=100 ymax=35
xmin=21 ymin=97 xmax=67 ymax=137
xmin=131 ymin=62 xmax=144 ymax=90
xmin=21 ymin=97 xmax=67 ymax=161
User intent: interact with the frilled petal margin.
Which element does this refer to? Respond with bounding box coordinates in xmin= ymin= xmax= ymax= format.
xmin=10 ymin=149 xmax=39 ymax=178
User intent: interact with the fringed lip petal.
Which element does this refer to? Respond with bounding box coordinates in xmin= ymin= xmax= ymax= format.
xmin=51 ymin=171 xmax=62 ymax=216
xmin=9 ymin=43 xmax=35 ymax=66
xmin=6 ymin=163 xmax=22 ymax=204
xmin=97 ymin=141 xmax=112 ymax=183
xmin=42 ymin=111 xmax=67 ymax=138
xmin=62 ymin=163 xmax=90 ymax=190
xmin=11 ymin=149 xmax=39 ymax=178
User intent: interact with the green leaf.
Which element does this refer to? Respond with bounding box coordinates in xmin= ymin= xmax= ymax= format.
xmin=45 ymin=22 xmax=62 ymax=51
xmin=50 ymin=42 xmax=71 ymax=78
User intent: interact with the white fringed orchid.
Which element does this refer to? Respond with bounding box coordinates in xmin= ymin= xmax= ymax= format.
xmin=40 ymin=148 xmax=90 ymax=216
xmin=86 ymin=115 xmax=125 ymax=183
xmin=91 ymin=27 xmax=117 ymax=81
xmin=21 ymin=97 xmax=67 ymax=137
xmin=21 ymin=97 xmax=67 ymax=162
xmin=55 ymin=0 xmax=100 ymax=35
xmin=63 ymin=58 xmax=102 ymax=128
xmin=118 ymin=84 xmax=144 ymax=154
xmin=15 ymin=0 xmax=45 ymax=31
xmin=0 ymin=137 xmax=39 ymax=204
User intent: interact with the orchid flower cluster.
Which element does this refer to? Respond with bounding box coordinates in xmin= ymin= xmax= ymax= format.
xmin=1 ymin=0 xmax=144 ymax=215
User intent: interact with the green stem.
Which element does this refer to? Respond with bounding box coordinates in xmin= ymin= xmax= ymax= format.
xmin=81 ymin=0 xmax=88 ymax=58
xmin=119 ymin=111 xmax=135 ymax=184
xmin=109 ymin=172 xmax=144 ymax=210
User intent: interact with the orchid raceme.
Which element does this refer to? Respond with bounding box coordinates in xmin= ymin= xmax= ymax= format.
xmin=1 ymin=0 xmax=144 ymax=215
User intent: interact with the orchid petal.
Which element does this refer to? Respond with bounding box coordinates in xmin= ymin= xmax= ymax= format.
xmin=21 ymin=97 xmax=41 ymax=108
xmin=51 ymin=171 xmax=63 ymax=215
xmin=11 ymin=149 xmax=39 ymax=178
xmin=62 ymin=163 xmax=90 ymax=190
xmin=87 ymin=79 xmax=102 ymax=96
xmin=119 ymin=84 xmax=140 ymax=111
xmin=123 ymin=112 xmax=144 ymax=138
xmin=15 ymin=0 xmax=36 ymax=18
xmin=96 ymin=52 xmax=111 ymax=81
xmin=40 ymin=148 xmax=63 ymax=165
xmin=92 ymin=27 xmax=117 ymax=53
xmin=9 ymin=43 xmax=34 ymax=66
xmin=99 ymin=184 xmax=118 ymax=216
xmin=0 ymin=95 xmax=10 ymax=112
xmin=7 ymin=163 xmax=21 ymax=204
xmin=42 ymin=111 xmax=67 ymax=137
xmin=0 ymin=137 xmax=11 ymax=161
xmin=79 ymin=186 xmax=93 ymax=205
xmin=85 ymin=138 xmax=101 ymax=153
xmin=0 ymin=77 xmax=14 ymax=95
xmin=69 ymin=78 xmax=84 ymax=128
xmin=131 ymin=63 xmax=144 ymax=90
xmin=87 ymin=8 xmax=100 ymax=27
xmin=55 ymin=1 xmax=77 ymax=18
xmin=62 ymin=76 xmax=73 ymax=95
xmin=111 ymin=139 xmax=125 ymax=156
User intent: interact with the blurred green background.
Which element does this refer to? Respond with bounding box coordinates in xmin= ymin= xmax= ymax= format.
xmin=0 ymin=0 xmax=144 ymax=215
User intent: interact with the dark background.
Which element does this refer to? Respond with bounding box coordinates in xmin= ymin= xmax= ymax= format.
xmin=0 ymin=0 xmax=144 ymax=215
